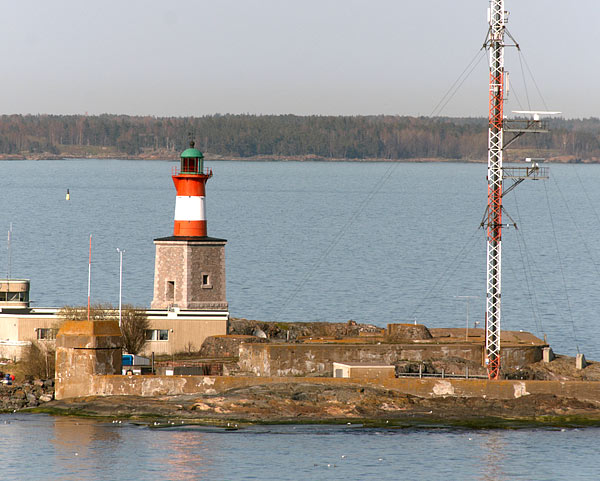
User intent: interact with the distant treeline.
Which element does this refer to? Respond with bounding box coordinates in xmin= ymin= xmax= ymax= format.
xmin=1 ymin=113 xmax=599 ymax=160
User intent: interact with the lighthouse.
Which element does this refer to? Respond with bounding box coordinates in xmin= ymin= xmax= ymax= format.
xmin=150 ymin=142 xmax=228 ymax=312
xmin=172 ymin=141 xmax=210 ymax=236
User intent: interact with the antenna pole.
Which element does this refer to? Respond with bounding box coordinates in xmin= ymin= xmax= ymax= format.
xmin=88 ymin=234 xmax=92 ymax=322
xmin=485 ymin=0 xmax=505 ymax=379
xmin=117 ymin=248 xmax=124 ymax=328
xmin=455 ymin=295 xmax=479 ymax=340
xmin=7 ymin=223 xmax=12 ymax=279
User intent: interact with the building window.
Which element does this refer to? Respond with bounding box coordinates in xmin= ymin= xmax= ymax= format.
xmin=166 ymin=281 xmax=175 ymax=301
xmin=0 ymin=291 xmax=29 ymax=302
xmin=145 ymin=329 xmax=169 ymax=341
xmin=37 ymin=328 xmax=57 ymax=340
xmin=201 ymin=273 xmax=211 ymax=288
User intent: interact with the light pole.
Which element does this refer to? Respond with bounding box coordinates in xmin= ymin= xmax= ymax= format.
xmin=117 ymin=248 xmax=124 ymax=328
xmin=455 ymin=296 xmax=479 ymax=340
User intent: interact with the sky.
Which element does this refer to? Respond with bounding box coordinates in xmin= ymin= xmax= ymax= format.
xmin=0 ymin=0 xmax=596 ymax=118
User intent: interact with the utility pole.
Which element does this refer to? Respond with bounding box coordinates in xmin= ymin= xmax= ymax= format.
xmin=117 ymin=248 xmax=124 ymax=328
xmin=87 ymin=234 xmax=92 ymax=322
xmin=7 ymin=223 xmax=12 ymax=279
xmin=455 ymin=296 xmax=479 ymax=340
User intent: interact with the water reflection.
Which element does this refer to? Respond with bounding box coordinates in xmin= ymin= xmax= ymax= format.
xmin=51 ymin=418 xmax=122 ymax=480
xmin=50 ymin=418 xmax=217 ymax=480
xmin=147 ymin=430 xmax=214 ymax=480
xmin=478 ymin=431 xmax=507 ymax=481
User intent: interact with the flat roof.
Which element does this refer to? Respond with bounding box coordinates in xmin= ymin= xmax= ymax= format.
xmin=154 ymin=236 xmax=227 ymax=242
xmin=333 ymin=362 xmax=395 ymax=368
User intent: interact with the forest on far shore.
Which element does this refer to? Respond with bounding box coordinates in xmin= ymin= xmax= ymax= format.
xmin=1 ymin=113 xmax=599 ymax=161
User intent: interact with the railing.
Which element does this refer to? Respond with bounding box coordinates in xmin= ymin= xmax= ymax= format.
xmin=503 ymin=119 xmax=549 ymax=133
xmin=502 ymin=165 xmax=549 ymax=180
xmin=172 ymin=166 xmax=213 ymax=177
xmin=396 ymin=366 xmax=488 ymax=380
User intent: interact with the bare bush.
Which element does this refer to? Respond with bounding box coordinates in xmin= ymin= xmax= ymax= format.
xmin=58 ymin=303 xmax=117 ymax=322
xmin=120 ymin=304 xmax=150 ymax=355
xmin=56 ymin=303 xmax=149 ymax=355
xmin=21 ymin=341 xmax=55 ymax=380
xmin=186 ymin=341 xmax=196 ymax=355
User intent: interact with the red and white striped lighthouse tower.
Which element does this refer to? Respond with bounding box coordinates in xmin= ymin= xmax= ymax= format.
xmin=151 ymin=141 xmax=228 ymax=312
xmin=172 ymin=141 xmax=212 ymax=237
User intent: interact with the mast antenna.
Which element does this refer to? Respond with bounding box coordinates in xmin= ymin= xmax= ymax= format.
xmin=7 ymin=223 xmax=12 ymax=279
xmin=88 ymin=234 xmax=92 ymax=322
xmin=484 ymin=0 xmax=507 ymax=380
xmin=483 ymin=0 xmax=557 ymax=379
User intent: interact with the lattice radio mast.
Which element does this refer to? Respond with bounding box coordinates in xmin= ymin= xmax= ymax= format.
xmin=484 ymin=0 xmax=505 ymax=380
xmin=483 ymin=0 xmax=557 ymax=379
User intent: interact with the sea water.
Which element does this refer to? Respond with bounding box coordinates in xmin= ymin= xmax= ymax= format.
xmin=0 ymin=159 xmax=598 ymax=358
xmin=0 ymin=413 xmax=598 ymax=480
xmin=1 ymin=160 xmax=600 ymax=479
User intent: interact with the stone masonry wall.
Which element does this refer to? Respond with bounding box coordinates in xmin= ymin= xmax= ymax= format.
xmin=83 ymin=374 xmax=600 ymax=405
xmin=238 ymin=343 xmax=543 ymax=377
xmin=151 ymin=239 xmax=227 ymax=310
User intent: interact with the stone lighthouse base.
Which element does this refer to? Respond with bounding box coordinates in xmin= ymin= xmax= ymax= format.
xmin=151 ymin=236 xmax=228 ymax=311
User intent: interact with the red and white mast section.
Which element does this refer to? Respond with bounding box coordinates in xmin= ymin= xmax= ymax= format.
xmin=481 ymin=0 xmax=554 ymax=379
xmin=172 ymin=141 xmax=212 ymax=237
xmin=485 ymin=0 xmax=506 ymax=380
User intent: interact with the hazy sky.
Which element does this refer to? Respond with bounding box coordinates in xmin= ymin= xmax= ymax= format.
xmin=0 ymin=1 xmax=596 ymax=118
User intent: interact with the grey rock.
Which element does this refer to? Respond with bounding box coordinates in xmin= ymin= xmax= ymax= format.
xmin=253 ymin=328 xmax=267 ymax=339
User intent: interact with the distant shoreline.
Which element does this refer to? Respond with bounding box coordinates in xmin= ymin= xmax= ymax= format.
xmin=0 ymin=153 xmax=593 ymax=163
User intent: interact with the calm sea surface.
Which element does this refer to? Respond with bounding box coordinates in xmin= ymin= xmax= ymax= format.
xmin=0 ymin=413 xmax=598 ymax=481
xmin=1 ymin=159 xmax=599 ymax=357
xmin=2 ymin=160 xmax=600 ymax=479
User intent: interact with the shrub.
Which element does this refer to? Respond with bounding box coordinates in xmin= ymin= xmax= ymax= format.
xmin=56 ymin=303 xmax=149 ymax=355
xmin=21 ymin=341 xmax=55 ymax=380
xmin=119 ymin=304 xmax=150 ymax=355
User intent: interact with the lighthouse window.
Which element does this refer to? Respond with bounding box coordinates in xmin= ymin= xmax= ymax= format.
xmin=182 ymin=158 xmax=198 ymax=173
xmin=166 ymin=281 xmax=175 ymax=301
xmin=202 ymin=274 xmax=210 ymax=287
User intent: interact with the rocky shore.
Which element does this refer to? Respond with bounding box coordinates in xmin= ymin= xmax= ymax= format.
xmin=29 ymin=379 xmax=600 ymax=429
xmin=3 ymin=373 xmax=599 ymax=428
xmin=0 ymin=379 xmax=54 ymax=411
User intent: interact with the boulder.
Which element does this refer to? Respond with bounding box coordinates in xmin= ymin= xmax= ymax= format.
xmin=387 ymin=323 xmax=433 ymax=342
